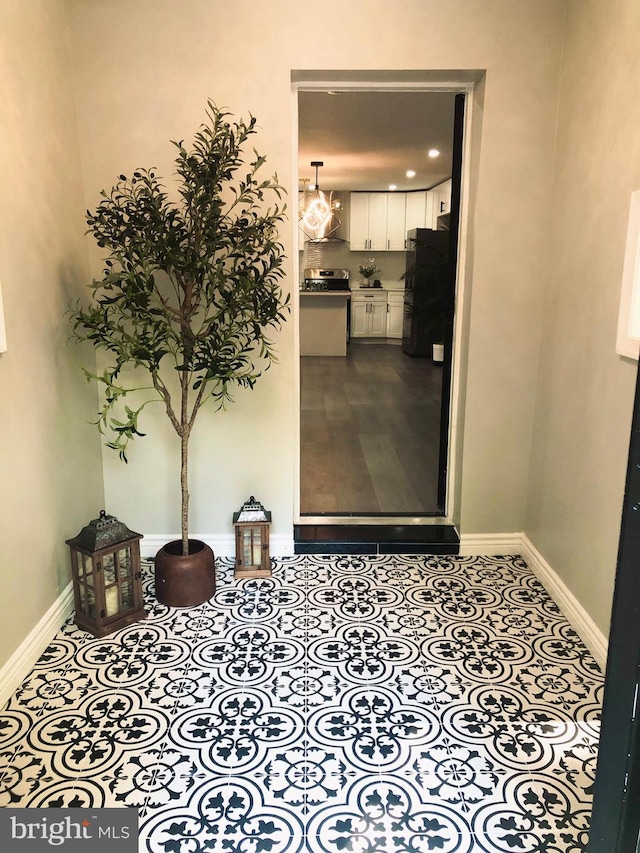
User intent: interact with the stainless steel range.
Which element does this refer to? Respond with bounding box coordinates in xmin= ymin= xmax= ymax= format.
xmin=301 ymin=268 xmax=350 ymax=293
xmin=300 ymin=268 xmax=351 ymax=356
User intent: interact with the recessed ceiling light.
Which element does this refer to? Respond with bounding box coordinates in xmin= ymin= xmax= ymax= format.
xmin=428 ymin=149 xmax=440 ymax=158
xmin=389 ymin=184 xmax=397 ymax=191
xmin=406 ymin=170 xmax=416 ymax=178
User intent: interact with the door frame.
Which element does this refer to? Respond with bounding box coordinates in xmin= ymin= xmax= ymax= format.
xmin=437 ymin=92 xmax=465 ymax=510
xmin=291 ymin=71 xmax=482 ymax=527
xmin=588 ymin=362 xmax=640 ymax=852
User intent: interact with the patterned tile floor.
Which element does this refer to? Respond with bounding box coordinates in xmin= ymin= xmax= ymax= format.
xmin=0 ymin=554 xmax=603 ymax=852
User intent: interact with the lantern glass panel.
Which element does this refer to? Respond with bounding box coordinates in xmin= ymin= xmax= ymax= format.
xmin=77 ymin=553 xmax=91 ymax=582
xmin=119 ymin=547 xmax=132 ymax=578
xmin=101 ymin=553 xmax=117 ymax=617
xmin=103 ymin=553 xmax=116 ymax=585
xmin=82 ymin=581 xmax=96 ymax=619
xmin=74 ymin=553 xmax=96 ymax=618
xmin=118 ymin=546 xmax=134 ymax=610
xmin=106 ymin=594 xmax=119 ymax=618
xmin=84 ymin=556 xmax=94 ymax=588
xmin=242 ymin=527 xmax=262 ymax=567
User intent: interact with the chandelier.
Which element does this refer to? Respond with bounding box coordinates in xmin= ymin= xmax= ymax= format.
xmin=299 ymin=161 xmax=342 ymax=241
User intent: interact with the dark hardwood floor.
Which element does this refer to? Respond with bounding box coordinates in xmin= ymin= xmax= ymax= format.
xmin=300 ymin=342 xmax=443 ymax=515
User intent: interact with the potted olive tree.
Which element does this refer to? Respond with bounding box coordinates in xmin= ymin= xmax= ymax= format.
xmin=70 ymin=101 xmax=289 ymax=606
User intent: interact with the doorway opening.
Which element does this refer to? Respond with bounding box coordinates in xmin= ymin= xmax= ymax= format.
xmin=296 ymin=86 xmax=465 ymax=538
xmin=300 ymin=343 xmax=444 ymax=514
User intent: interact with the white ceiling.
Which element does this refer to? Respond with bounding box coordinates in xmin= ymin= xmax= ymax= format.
xmin=298 ymin=90 xmax=457 ymax=193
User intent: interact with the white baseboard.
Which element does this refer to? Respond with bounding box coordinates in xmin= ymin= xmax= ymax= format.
xmin=0 ymin=582 xmax=75 ymax=710
xmin=458 ymin=533 xmax=524 ymax=556
xmin=519 ymin=534 xmax=608 ymax=671
xmin=460 ymin=531 xmax=608 ymax=671
xmin=140 ymin=533 xmax=295 ymax=560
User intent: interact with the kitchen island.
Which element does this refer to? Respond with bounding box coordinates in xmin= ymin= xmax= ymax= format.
xmin=299 ymin=291 xmax=350 ymax=356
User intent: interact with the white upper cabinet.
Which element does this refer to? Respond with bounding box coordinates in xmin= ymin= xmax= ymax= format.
xmin=349 ymin=193 xmax=373 ymax=251
xmin=405 ymin=190 xmax=441 ymax=236
xmin=350 ymin=183 xmax=451 ymax=249
xmin=386 ymin=193 xmax=407 ymax=251
xmin=432 ymin=179 xmax=452 ymax=222
xmin=350 ymin=192 xmax=405 ymax=251
xmin=367 ymin=193 xmax=389 ymax=251
xmin=405 ymin=191 xmax=427 ymax=233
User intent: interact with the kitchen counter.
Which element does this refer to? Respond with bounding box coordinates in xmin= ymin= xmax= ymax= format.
xmin=299 ymin=290 xmax=350 ymax=296
xmin=352 ymin=283 xmax=405 ymax=292
xmin=300 ymin=291 xmax=349 ymax=356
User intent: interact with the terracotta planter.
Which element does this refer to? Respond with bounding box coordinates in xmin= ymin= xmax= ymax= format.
xmin=154 ymin=539 xmax=216 ymax=607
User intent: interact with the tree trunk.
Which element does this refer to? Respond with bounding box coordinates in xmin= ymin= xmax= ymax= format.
xmin=180 ymin=354 xmax=190 ymax=556
xmin=181 ymin=426 xmax=189 ymax=555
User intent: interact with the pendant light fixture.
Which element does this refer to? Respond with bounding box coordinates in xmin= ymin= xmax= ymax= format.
xmin=299 ymin=161 xmax=342 ymax=241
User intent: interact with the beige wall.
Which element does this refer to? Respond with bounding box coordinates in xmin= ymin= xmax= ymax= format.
xmin=0 ymin=1 xmax=105 ymax=666
xmin=64 ymin=0 xmax=565 ymax=544
xmin=526 ymin=0 xmax=640 ymax=636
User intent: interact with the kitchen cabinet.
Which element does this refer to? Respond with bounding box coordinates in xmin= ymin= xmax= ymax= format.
xmin=386 ymin=292 xmax=404 ymax=339
xmin=350 ymin=185 xmax=451 ymax=248
xmin=405 ymin=191 xmax=425 ymax=234
xmin=350 ymin=192 xmax=406 ymax=251
xmin=431 ymin=179 xmax=452 ymax=225
xmin=405 ymin=191 xmax=436 ymax=235
xmin=348 ymin=193 xmax=368 ymax=249
xmin=350 ymin=193 xmax=384 ymax=251
xmin=386 ymin=193 xmax=407 ymax=251
xmin=351 ymin=291 xmax=387 ymax=337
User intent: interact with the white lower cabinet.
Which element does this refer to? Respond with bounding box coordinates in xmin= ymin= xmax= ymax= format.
xmin=386 ymin=292 xmax=404 ymax=339
xmin=351 ymin=291 xmax=388 ymax=337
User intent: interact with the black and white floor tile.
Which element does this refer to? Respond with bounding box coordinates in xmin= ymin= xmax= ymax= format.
xmin=0 ymin=554 xmax=604 ymax=851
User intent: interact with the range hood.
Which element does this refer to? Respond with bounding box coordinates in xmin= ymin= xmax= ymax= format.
xmin=303 ymin=216 xmax=346 ymax=243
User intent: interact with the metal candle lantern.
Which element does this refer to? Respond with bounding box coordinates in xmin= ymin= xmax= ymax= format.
xmin=66 ymin=510 xmax=146 ymax=637
xmin=233 ymin=496 xmax=272 ymax=579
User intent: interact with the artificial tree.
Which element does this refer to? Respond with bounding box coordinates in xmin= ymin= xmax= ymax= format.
xmin=70 ymin=102 xmax=289 ymax=561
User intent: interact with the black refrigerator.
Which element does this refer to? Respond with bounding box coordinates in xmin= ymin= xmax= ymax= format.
xmin=402 ymin=228 xmax=451 ymax=357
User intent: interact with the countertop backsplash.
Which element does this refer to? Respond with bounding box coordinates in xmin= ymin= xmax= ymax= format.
xmin=299 ymin=238 xmax=406 ymax=291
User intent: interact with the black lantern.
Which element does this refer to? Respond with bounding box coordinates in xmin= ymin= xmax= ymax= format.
xmin=66 ymin=510 xmax=146 ymax=637
xmin=233 ymin=496 xmax=272 ymax=579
